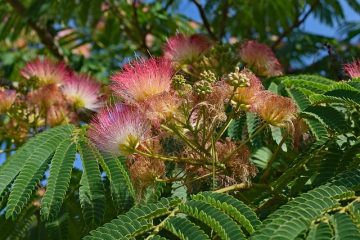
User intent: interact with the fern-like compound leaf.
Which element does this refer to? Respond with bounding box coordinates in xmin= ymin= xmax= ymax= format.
xmin=163 ymin=216 xmax=210 ymax=240
xmin=306 ymin=222 xmax=333 ymax=240
xmin=193 ymin=191 xmax=261 ymax=234
xmin=331 ymin=213 xmax=360 ymax=239
xmin=179 ymin=200 xmax=245 ymax=239
xmin=4 ymin=125 xmax=74 ymax=219
xmin=41 ymin=138 xmax=76 ymax=221
xmin=78 ymin=138 xmax=106 ymax=227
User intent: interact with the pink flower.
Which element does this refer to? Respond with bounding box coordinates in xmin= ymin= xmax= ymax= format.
xmin=239 ymin=40 xmax=283 ymax=77
xmin=62 ymin=74 xmax=103 ymax=111
xmin=251 ymin=91 xmax=297 ymax=127
xmin=0 ymin=89 xmax=16 ymax=113
xmin=233 ymin=69 xmax=264 ymax=106
xmin=344 ymin=59 xmax=360 ymax=79
xmin=163 ymin=34 xmax=211 ymax=64
xmin=21 ymin=58 xmax=71 ymax=86
xmin=88 ymin=104 xmax=150 ymax=155
xmin=111 ymin=58 xmax=173 ymax=103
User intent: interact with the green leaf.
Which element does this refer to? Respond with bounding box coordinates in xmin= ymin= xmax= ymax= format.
xmin=0 ymin=125 xmax=73 ymax=198
xmin=164 ymin=216 xmax=210 ymax=240
xmin=331 ymin=213 xmax=360 ymax=239
xmin=41 ymin=139 xmax=76 ymax=221
xmin=78 ymin=138 xmax=106 ymax=227
xmin=303 ymin=106 xmax=347 ymax=133
xmin=286 ymin=88 xmax=311 ymax=111
xmin=4 ymin=125 xmax=74 ymax=219
xmin=302 ymin=114 xmax=329 ymax=144
xmin=193 ymin=192 xmax=261 ymax=234
xmin=179 ymin=200 xmax=245 ymax=239
xmin=306 ymin=222 xmax=333 ymax=240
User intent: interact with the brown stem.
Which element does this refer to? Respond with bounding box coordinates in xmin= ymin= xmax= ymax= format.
xmin=260 ymin=132 xmax=288 ymax=183
xmin=218 ymin=0 xmax=229 ymax=41
xmin=5 ymin=0 xmax=64 ymax=60
xmin=272 ymin=0 xmax=319 ymax=49
xmin=190 ymin=0 xmax=217 ymax=40
xmin=131 ymin=0 xmax=149 ymax=53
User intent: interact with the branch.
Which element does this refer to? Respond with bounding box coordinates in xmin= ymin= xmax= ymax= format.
xmin=5 ymin=0 xmax=64 ymax=60
xmin=272 ymin=0 xmax=319 ymax=49
xmin=218 ymin=0 xmax=229 ymax=41
xmin=190 ymin=0 xmax=217 ymax=40
xmin=131 ymin=1 xmax=149 ymax=54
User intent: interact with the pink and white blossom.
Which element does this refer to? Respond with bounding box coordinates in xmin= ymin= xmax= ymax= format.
xmin=163 ymin=34 xmax=211 ymax=64
xmin=62 ymin=74 xmax=103 ymax=111
xmin=111 ymin=58 xmax=173 ymax=103
xmin=239 ymin=40 xmax=283 ymax=77
xmin=344 ymin=59 xmax=360 ymax=79
xmin=21 ymin=58 xmax=71 ymax=86
xmin=88 ymin=104 xmax=150 ymax=155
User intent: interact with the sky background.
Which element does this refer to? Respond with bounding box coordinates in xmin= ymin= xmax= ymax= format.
xmin=0 ymin=1 xmax=359 ymax=169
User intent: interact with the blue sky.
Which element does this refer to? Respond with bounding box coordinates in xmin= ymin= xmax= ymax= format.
xmin=178 ymin=1 xmax=359 ymax=39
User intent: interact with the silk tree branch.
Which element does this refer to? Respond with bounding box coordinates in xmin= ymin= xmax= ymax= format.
xmin=272 ymin=0 xmax=319 ymax=49
xmin=190 ymin=0 xmax=217 ymax=41
xmin=5 ymin=0 xmax=64 ymax=60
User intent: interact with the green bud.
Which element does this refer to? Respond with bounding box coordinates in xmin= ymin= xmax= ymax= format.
xmin=200 ymin=70 xmax=216 ymax=83
xmin=194 ymin=80 xmax=213 ymax=95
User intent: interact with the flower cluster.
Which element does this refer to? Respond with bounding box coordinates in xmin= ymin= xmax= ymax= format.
xmin=0 ymin=58 xmax=103 ymax=143
xmin=87 ymin=34 xmax=299 ymax=196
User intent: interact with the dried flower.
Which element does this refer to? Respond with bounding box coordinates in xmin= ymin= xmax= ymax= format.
xmin=27 ymin=84 xmax=64 ymax=109
xmin=47 ymin=105 xmax=68 ymax=126
xmin=21 ymin=58 xmax=71 ymax=86
xmin=111 ymin=58 xmax=173 ymax=103
xmin=62 ymin=74 xmax=103 ymax=111
xmin=251 ymin=91 xmax=297 ymax=127
xmin=217 ymin=140 xmax=257 ymax=183
xmin=163 ymin=34 xmax=211 ymax=64
xmin=0 ymin=89 xmax=16 ymax=113
xmin=140 ymin=92 xmax=181 ymax=126
xmin=129 ymin=155 xmax=165 ymax=192
xmin=344 ymin=59 xmax=360 ymax=79
xmin=88 ymin=104 xmax=150 ymax=155
xmin=239 ymin=40 xmax=283 ymax=77
xmin=233 ymin=69 xmax=264 ymax=106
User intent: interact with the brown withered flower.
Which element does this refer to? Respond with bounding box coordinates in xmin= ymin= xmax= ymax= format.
xmin=217 ymin=140 xmax=257 ymax=183
xmin=129 ymin=155 xmax=165 ymax=195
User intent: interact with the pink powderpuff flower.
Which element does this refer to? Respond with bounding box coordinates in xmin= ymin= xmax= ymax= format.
xmin=251 ymin=91 xmax=297 ymax=128
xmin=239 ymin=40 xmax=283 ymax=77
xmin=163 ymin=34 xmax=212 ymax=64
xmin=344 ymin=59 xmax=360 ymax=79
xmin=111 ymin=58 xmax=173 ymax=103
xmin=88 ymin=104 xmax=150 ymax=155
xmin=139 ymin=92 xmax=182 ymax=127
xmin=21 ymin=58 xmax=71 ymax=86
xmin=0 ymin=89 xmax=16 ymax=113
xmin=62 ymin=74 xmax=103 ymax=111
xmin=233 ymin=69 xmax=264 ymax=106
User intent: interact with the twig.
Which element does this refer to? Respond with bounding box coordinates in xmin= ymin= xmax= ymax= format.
xmin=190 ymin=0 xmax=217 ymax=40
xmin=5 ymin=0 xmax=64 ymax=60
xmin=218 ymin=0 xmax=229 ymax=41
xmin=131 ymin=0 xmax=149 ymax=53
xmin=260 ymin=133 xmax=288 ymax=183
xmin=272 ymin=0 xmax=319 ymax=49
